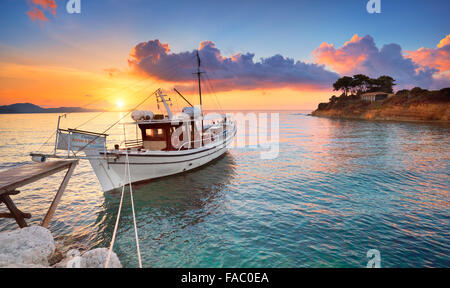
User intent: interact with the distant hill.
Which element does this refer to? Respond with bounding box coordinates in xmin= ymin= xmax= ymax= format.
xmin=0 ymin=103 xmax=105 ymax=114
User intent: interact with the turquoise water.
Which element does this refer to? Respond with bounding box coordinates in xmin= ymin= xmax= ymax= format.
xmin=0 ymin=112 xmax=449 ymax=267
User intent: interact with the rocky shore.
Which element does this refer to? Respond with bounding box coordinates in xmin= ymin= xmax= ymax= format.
xmin=0 ymin=226 xmax=122 ymax=268
xmin=312 ymin=88 xmax=450 ymax=123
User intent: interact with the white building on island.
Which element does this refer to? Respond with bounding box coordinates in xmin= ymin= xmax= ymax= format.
xmin=360 ymin=92 xmax=394 ymax=102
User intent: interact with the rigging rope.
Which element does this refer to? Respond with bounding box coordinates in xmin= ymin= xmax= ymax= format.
xmin=74 ymin=79 xmax=158 ymax=130
xmin=73 ymin=89 xmax=159 ymax=156
xmin=204 ymin=73 xmax=224 ymax=113
xmin=36 ymin=130 xmax=57 ymax=153
xmin=74 ymin=75 xmax=161 ymax=130
xmin=36 ymin=55 xmax=197 ymax=153
xmin=35 ymin=80 xmax=151 ymax=154
xmin=36 ymin=53 xmax=208 ymax=159
xmin=74 ymin=55 xmax=193 ymax=140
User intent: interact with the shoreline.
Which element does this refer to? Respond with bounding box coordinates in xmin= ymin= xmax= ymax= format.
xmin=311 ymin=110 xmax=450 ymax=124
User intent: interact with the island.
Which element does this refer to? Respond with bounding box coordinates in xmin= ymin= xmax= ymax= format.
xmin=0 ymin=103 xmax=105 ymax=114
xmin=312 ymin=75 xmax=450 ymax=122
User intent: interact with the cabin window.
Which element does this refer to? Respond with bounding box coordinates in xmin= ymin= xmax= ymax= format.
xmin=145 ymin=128 xmax=166 ymax=141
xmin=142 ymin=127 xmax=167 ymax=151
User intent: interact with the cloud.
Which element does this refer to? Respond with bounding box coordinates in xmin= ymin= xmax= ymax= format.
xmin=26 ymin=0 xmax=57 ymax=23
xmin=405 ymin=34 xmax=450 ymax=73
xmin=31 ymin=0 xmax=57 ymax=15
xmin=128 ymin=40 xmax=339 ymax=92
xmin=313 ymin=34 xmax=449 ymax=89
xmin=26 ymin=6 xmax=49 ymax=22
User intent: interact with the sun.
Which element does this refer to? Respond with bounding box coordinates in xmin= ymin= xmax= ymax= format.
xmin=116 ymin=99 xmax=125 ymax=110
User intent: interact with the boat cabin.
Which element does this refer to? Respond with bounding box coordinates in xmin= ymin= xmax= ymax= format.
xmin=121 ymin=88 xmax=224 ymax=152
xmin=137 ymin=122 xmax=185 ymax=151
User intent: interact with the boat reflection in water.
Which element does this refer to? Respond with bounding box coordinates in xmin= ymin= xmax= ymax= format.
xmin=93 ymin=153 xmax=236 ymax=266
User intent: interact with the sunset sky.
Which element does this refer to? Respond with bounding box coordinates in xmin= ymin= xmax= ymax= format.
xmin=0 ymin=0 xmax=449 ymax=110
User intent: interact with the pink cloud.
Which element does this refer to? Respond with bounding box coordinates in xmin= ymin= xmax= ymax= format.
xmin=128 ymin=40 xmax=339 ymax=92
xmin=26 ymin=0 xmax=57 ymax=23
xmin=405 ymin=34 xmax=450 ymax=72
xmin=313 ymin=34 xmax=449 ymax=89
xmin=313 ymin=35 xmax=379 ymax=75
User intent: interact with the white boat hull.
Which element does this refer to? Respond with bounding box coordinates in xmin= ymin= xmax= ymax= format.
xmin=87 ymin=126 xmax=236 ymax=192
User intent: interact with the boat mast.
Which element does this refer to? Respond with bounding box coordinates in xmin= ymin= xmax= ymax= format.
xmin=157 ymin=89 xmax=173 ymax=120
xmin=196 ymin=51 xmax=204 ymax=145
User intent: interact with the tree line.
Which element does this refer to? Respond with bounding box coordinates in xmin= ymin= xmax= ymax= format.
xmin=333 ymin=74 xmax=396 ymax=96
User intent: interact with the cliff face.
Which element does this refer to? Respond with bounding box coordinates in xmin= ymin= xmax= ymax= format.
xmin=312 ymin=88 xmax=450 ymax=122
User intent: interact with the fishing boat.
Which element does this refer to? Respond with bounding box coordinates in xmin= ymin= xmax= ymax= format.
xmin=31 ymin=52 xmax=236 ymax=192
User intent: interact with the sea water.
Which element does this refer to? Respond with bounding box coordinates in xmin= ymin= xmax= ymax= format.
xmin=0 ymin=112 xmax=448 ymax=267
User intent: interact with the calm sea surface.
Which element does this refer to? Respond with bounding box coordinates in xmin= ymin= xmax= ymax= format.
xmin=0 ymin=112 xmax=448 ymax=268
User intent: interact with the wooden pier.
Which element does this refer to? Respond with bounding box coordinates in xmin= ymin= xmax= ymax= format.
xmin=0 ymin=160 xmax=78 ymax=228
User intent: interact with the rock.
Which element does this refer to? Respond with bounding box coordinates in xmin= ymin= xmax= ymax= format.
xmin=66 ymin=249 xmax=81 ymax=258
xmin=53 ymin=249 xmax=82 ymax=268
xmin=54 ymin=248 xmax=122 ymax=268
xmin=82 ymin=248 xmax=122 ymax=268
xmin=0 ymin=226 xmax=122 ymax=268
xmin=1 ymin=263 xmax=49 ymax=268
xmin=0 ymin=226 xmax=55 ymax=267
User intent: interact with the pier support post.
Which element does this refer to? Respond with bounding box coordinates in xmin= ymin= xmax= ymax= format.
xmin=41 ymin=161 xmax=78 ymax=228
xmin=0 ymin=191 xmax=31 ymax=228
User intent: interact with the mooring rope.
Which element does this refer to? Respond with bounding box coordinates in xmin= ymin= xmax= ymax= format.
xmin=125 ymin=151 xmax=143 ymax=268
xmin=105 ymin=151 xmax=142 ymax=268
xmin=105 ymin=160 xmax=127 ymax=268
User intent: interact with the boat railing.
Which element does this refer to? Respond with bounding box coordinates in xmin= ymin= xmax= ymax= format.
xmin=178 ymin=138 xmax=205 ymax=151
xmin=124 ymin=139 xmax=143 ymax=148
xmin=177 ymin=122 xmax=233 ymax=151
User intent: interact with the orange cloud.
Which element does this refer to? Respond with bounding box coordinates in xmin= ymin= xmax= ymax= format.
xmin=437 ymin=34 xmax=450 ymax=48
xmin=26 ymin=0 xmax=57 ymax=23
xmin=405 ymin=34 xmax=450 ymax=72
xmin=26 ymin=7 xmax=49 ymax=22
xmin=344 ymin=34 xmax=364 ymax=46
xmin=31 ymin=0 xmax=57 ymax=15
xmin=313 ymin=41 xmax=367 ymax=75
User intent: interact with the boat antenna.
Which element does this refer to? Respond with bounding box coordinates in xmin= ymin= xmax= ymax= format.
xmin=195 ymin=50 xmax=204 ymax=143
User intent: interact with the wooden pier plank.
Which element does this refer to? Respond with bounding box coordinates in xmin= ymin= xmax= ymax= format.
xmin=0 ymin=160 xmax=78 ymax=194
xmin=0 ymin=160 xmax=78 ymax=228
